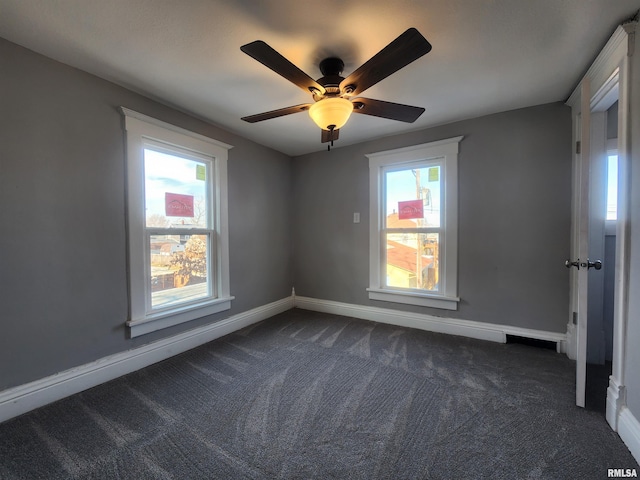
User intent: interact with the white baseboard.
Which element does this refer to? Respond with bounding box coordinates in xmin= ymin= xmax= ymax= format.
xmin=294 ymin=296 xmax=567 ymax=348
xmin=0 ymin=296 xmax=294 ymax=424
xmin=617 ymin=406 xmax=640 ymax=465
xmin=607 ymin=376 xmax=626 ymax=431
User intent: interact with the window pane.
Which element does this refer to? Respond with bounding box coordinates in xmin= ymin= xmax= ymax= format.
xmin=385 ymin=165 xmax=441 ymax=228
xmin=386 ymin=233 xmax=439 ymax=291
xmin=144 ymin=148 xmax=209 ymax=228
xmin=149 ymin=234 xmax=210 ymax=309
xmin=607 ymin=154 xmax=618 ymax=220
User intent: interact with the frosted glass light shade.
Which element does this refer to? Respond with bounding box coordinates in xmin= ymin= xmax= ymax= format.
xmin=308 ymin=97 xmax=353 ymax=130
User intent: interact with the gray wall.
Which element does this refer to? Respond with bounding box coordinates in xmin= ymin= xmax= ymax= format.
xmin=292 ymin=102 xmax=572 ymax=333
xmin=0 ymin=38 xmax=292 ymax=390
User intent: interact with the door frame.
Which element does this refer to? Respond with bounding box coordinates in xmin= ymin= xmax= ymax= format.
xmin=566 ymin=23 xmax=635 ymax=427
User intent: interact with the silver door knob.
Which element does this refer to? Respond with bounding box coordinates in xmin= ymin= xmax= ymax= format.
xmin=565 ymin=259 xmax=580 ymax=269
xmin=576 ymin=259 xmax=602 ymax=270
xmin=587 ymin=259 xmax=602 ymax=270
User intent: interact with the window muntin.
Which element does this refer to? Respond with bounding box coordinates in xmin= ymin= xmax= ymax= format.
xmin=121 ymin=107 xmax=233 ymax=337
xmin=367 ymin=137 xmax=461 ymax=310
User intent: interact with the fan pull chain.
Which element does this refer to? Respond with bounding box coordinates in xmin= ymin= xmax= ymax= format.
xmin=328 ymin=137 xmax=334 ymax=151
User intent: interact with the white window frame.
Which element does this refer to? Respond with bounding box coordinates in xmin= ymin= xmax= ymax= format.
xmin=366 ymin=136 xmax=462 ymax=310
xmin=121 ymin=107 xmax=234 ymax=337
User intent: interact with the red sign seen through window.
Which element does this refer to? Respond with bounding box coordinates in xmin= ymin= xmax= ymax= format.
xmin=165 ymin=192 xmax=194 ymax=217
xmin=398 ymin=199 xmax=423 ymax=220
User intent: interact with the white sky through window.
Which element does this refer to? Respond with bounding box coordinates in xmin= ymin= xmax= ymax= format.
xmin=607 ymin=154 xmax=618 ymax=221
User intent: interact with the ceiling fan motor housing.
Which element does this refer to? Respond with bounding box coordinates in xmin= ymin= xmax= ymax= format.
xmin=319 ymin=57 xmax=344 ymax=77
xmin=313 ymin=57 xmax=348 ymax=100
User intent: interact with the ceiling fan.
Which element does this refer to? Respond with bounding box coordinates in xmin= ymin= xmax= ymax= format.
xmin=240 ymin=28 xmax=432 ymax=149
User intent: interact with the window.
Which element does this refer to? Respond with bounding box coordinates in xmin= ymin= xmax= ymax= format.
xmin=606 ymin=152 xmax=618 ymax=221
xmin=367 ymin=137 xmax=462 ymax=310
xmin=121 ymin=108 xmax=233 ymax=337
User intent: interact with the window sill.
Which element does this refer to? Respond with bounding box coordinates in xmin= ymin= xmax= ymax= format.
xmin=127 ymin=296 xmax=234 ymax=337
xmin=367 ymin=288 xmax=459 ymax=310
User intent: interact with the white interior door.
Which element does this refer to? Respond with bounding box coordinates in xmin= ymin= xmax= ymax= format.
xmin=572 ymin=80 xmax=591 ymax=408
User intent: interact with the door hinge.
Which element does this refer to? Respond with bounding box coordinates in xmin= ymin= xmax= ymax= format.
xmin=573 ymin=311 xmax=578 ymax=325
xmin=576 ymin=141 xmax=581 ymax=154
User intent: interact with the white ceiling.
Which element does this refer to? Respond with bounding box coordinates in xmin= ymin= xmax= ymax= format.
xmin=0 ymin=0 xmax=638 ymax=156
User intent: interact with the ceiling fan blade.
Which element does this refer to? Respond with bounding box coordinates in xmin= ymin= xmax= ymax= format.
xmin=340 ymin=28 xmax=432 ymax=97
xmin=241 ymin=40 xmax=326 ymax=95
xmin=351 ymin=98 xmax=425 ymax=123
xmin=241 ymin=104 xmax=312 ymax=123
xmin=321 ymin=128 xmax=340 ymax=143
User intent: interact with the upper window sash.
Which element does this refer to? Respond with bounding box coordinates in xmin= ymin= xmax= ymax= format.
xmin=142 ymin=139 xmax=216 ymax=230
xmin=382 ymin=158 xmax=445 ymax=232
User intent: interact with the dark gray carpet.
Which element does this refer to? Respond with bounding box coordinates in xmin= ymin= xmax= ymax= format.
xmin=0 ymin=309 xmax=637 ymax=479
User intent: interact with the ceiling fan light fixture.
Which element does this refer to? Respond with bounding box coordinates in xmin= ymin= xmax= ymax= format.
xmin=308 ymin=97 xmax=353 ymax=130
